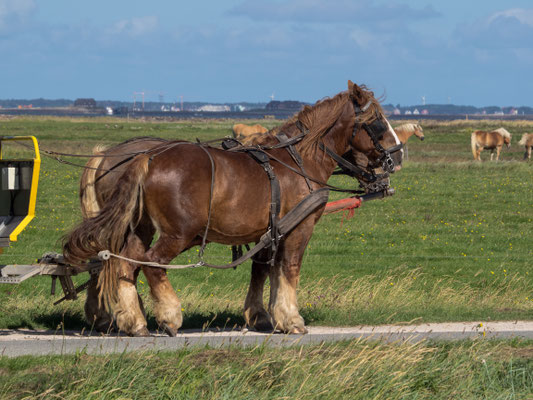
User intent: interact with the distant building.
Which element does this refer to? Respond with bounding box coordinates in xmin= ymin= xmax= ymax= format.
xmin=198 ymin=104 xmax=230 ymax=112
xmin=405 ymin=110 xmax=412 ymax=115
xmin=421 ymin=109 xmax=429 ymax=115
xmin=413 ymin=109 xmax=420 ymax=115
xmin=74 ymin=98 xmax=97 ymax=108
xmin=509 ymin=108 xmax=518 ymax=115
xmin=393 ymin=108 xmax=401 ymax=115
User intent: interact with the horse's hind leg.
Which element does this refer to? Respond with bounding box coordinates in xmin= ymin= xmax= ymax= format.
xmin=268 ymin=226 xmax=312 ymax=334
xmin=133 ymin=220 xmax=183 ymax=337
xmin=85 ymin=273 xmax=114 ymax=333
xmin=113 ymin=234 xmax=151 ymax=336
xmin=141 ymin=234 xmax=198 ymax=334
xmin=244 ymin=249 xmax=274 ymax=331
xmin=526 ymin=146 xmax=531 ymax=160
xmin=142 ymin=265 xmax=183 ymax=336
xmin=474 ymin=147 xmax=482 ymax=161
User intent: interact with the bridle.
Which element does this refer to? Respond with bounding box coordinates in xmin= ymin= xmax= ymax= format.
xmin=317 ymin=98 xmax=403 ymax=183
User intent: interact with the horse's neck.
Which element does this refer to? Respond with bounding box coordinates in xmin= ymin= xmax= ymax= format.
xmin=306 ymin=113 xmax=352 ymax=181
xmin=397 ymin=129 xmax=412 ymax=142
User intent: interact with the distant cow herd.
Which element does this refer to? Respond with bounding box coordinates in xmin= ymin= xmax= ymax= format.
xmin=233 ymin=123 xmax=533 ymax=161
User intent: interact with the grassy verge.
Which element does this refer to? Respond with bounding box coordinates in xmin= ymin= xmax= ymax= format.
xmin=1 ymin=339 xmax=532 ymax=399
xmin=0 ymin=117 xmax=531 ymax=330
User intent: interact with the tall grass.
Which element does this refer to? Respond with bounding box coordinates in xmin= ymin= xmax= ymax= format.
xmin=0 ymin=339 xmax=532 ymax=399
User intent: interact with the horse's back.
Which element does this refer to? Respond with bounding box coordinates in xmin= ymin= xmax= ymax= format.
xmin=473 ymin=130 xmax=500 ymax=148
xmin=233 ymin=123 xmax=268 ymax=138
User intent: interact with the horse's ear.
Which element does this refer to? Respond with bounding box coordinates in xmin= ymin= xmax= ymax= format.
xmin=348 ymin=80 xmax=355 ymax=92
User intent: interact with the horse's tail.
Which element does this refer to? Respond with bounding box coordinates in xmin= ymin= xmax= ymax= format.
xmin=471 ymin=132 xmax=479 ymax=159
xmin=63 ymin=154 xmax=150 ymax=311
xmin=518 ymin=134 xmax=528 ymax=146
xmin=80 ymin=145 xmax=107 ymax=220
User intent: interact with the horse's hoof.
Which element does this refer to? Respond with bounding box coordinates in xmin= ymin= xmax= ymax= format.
xmin=161 ymin=322 xmax=178 ymax=337
xmin=132 ymin=326 xmax=150 ymax=337
xmin=249 ymin=312 xmax=274 ymax=332
xmin=288 ymin=326 xmax=308 ymax=335
xmin=93 ymin=321 xmax=115 ymax=334
xmin=254 ymin=319 xmax=275 ymax=332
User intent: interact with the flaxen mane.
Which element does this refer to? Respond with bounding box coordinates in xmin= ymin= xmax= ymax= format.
xmin=395 ymin=123 xmax=421 ymax=134
xmin=494 ymin=128 xmax=511 ymax=140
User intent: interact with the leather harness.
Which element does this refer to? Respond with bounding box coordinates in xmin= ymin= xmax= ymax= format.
xmin=218 ymin=98 xmax=403 ymax=267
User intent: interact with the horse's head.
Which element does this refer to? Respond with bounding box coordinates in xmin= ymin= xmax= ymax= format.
xmin=346 ymin=81 xmax=403 ymax=182
xmin=414 ymin=124 xmax=425 ymax=141
xmin=504 ymin=135 xmax=511 ymax=148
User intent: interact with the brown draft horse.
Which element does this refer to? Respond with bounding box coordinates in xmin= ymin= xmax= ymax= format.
xmin=78 ymin=139 xmax=395 ymax=333
xmin=394 ymin=123 xmax=424 ymax=143
xmin=63 ymin=81 xmax=403 ymax=336
xmin=232 ymin=123 xmax=268 ymax=140
xmin=518 ymin=133 xmax=533 ymax=160
xmin=471 ymin=128 xmax=511 ymax=161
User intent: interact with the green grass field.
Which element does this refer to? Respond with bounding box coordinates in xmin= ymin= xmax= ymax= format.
xmin=0 ymin=117 xmax=532 ymax=399
xmin=0 ymin=117 xmax=531 ymax=331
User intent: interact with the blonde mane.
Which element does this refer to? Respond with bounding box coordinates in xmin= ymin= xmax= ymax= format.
xmin=394 ymin=123 xmax=422 ymax=134
xmin=494 ymin=127 xmax=511 ymax=139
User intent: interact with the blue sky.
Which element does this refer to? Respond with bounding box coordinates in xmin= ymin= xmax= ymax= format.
xmin=1 ymin=0 xmax=532 ymax=106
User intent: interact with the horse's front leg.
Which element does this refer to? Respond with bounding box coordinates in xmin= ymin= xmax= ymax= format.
xmin=244 ymin=249 xmax=274 ymax=331
xmin=268 ymin=226 xmax=312 ymax=334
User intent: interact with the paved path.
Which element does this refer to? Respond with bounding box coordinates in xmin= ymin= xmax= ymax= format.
xmin=1 ymin=321 xmax=532 ymax=358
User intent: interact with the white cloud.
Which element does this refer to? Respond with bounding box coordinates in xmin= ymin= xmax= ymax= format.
xmin=108 ymin=16 xmax=158 ymax=37
xmin=0 ymin=0 xmax=35 ymax=29
xmin=488 ymin=8 xmax=533 ymax=27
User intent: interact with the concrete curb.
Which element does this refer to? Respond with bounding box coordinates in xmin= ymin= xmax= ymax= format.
xmin=1 ymin=321 xmax=532 ymax=357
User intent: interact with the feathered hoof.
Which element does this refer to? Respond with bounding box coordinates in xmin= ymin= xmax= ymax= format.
xmin=160 ymin=322 xmax=178 ymax=337
xmin=287 ymin=325 xmax=308 ymax=335
xmin=132 ymin=326 xmax=151 ymax=337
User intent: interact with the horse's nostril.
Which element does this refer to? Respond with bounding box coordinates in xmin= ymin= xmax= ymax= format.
xmin=420 ymin=137 xmax=425 ymax=141
xmin=395 ymin=165 xmax=402 ymax=172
